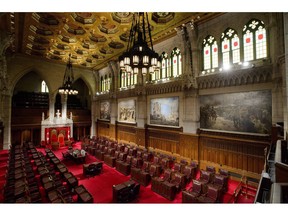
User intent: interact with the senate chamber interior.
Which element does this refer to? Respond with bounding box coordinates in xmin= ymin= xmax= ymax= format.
xmin=0 ymin=9 xmax=287 ymax=207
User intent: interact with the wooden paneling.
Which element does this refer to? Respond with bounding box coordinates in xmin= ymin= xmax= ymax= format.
xmin=109 ymin=124 xmax=116 ymax=140
xmin=136 ymin=128 xmax=146 ymax=148
xmin=179 ymin=133 xmax=199 ymax=161
xmin=97 ymin=121 xmax=110 ymax=138
xmin=116 ymin=123 xmax=136 ymax=144
xmin=147 ymin=126 xmax=182 ymax=154
xmin=198 ymin=130 xmax=270 ymax=180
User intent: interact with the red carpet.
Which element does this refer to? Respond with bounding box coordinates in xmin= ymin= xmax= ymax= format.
xmin=0 ymin=143 xmax=256 ymax=204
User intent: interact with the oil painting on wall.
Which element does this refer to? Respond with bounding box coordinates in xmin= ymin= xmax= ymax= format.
xmin=200 ymin=90 xmax=272 ymax=134
xmin=150 ymin=96 xmax=179 ymax=127
xmin=118 ymin=99 xmax=136 ymax=123
xmin=100 ymin=101 xmax=110 ymax=120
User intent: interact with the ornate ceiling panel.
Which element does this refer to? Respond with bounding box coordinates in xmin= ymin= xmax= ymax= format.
xmin=4 ymin=12 xmax=222 ymax=70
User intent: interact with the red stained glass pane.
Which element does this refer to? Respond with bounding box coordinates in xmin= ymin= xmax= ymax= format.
xmin=162 ymin=63 xmax=165 ymax=67
xmin=213 ymin=47 xmax=217 ymax=52
xmin=174 ymin=60 xmax=176 ymax=63
xmin=180 ymin=58 xmax=182 ymax=62
xmin=246 ymin=38 xmax=251 ymax=43
xmin=258 ymin=34 xmax=263 ymax=40
xmin=205 ymin=50 xmax=209 ymax=55
xmin=224 ymin=44 xmax=228 ymax=50
xmin=233 ymin=41 xmax=238 ymax=47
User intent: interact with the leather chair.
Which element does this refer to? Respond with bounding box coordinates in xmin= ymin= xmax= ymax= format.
xmin=173 ymin=162 xmax=182 ymax=173
xmin=219 ymin=168 xmax=229 ymax=192
xmin=131 ymin=157 xmax=143 ymax=169
xmin=183 ymin=165 xmax=196 ymax=182
xmin=149 ymin=164 xmax=161 ymax=178
xmin=198 ymin=185 xmax=220 ymax=203
xmin=142 ymin=161 xmax=150 ymax=172
xmin=83 ymin=162 xmax=102 ymax=178
xmin=206 ymin=165 xmax=216 ymax=178
xmin=198 ymin=170 xmax=213 ymax=193
xmin=162 ymin=169 xmax=172 ymax=182
xmin=209 ymin=173 xmax=226 ymax=196
xmin=182 ymin=179 xmax=202 ymax=203
xmin=170 ymin=172 xmax=186 ymax=192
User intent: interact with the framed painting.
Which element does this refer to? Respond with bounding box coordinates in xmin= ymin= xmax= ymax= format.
xmin=200 ymin=90 xmax=272 ymax=134
xmin=118 ymin=99 xmax=136 ymax=123
xmin=100 ymin=101 xmax=111 ymax=120
xmin=150 ymin=96 xmax=179 ymax=127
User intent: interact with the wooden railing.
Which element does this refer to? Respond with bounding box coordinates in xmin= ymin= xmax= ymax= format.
xmin=228 ymin=175 xmax=244 ymax=203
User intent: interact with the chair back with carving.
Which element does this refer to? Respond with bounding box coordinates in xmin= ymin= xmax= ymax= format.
xmin=163 ymin=169 xmax=172 ymax=181
xmin=207 ymin=185 xmax=219 ymax=201
xmin=173 ymin=163 xmax=181 ymax=173
xmin=192 ymin=180 xmax=202 ymax=195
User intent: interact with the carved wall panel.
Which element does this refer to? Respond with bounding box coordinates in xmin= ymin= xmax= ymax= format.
xmin=116 ymin=123 xmax=136 ymax=144
xmin=198 ymin=130 xmax=270 ymax=179
xmin=179 ymin=133 xmax=199 ymax=161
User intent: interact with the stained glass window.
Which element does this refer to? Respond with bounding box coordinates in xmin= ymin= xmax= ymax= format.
xmin=127 ymin=72 xmax=131 ymax=86
xmin=41 ymin=80 xmax=49 ymax=93
xmin=243 ymin=19 xmax=267 ymax=61
xmin=221 ymin=28 xmax=240 ymax=67
xmin=101 ymin=77 xmax=104 ymax=91
xmin=171 ymin=47 xmax=182 ymax=77
xmin=161 ymin=52 xmax=168 ymax=79
xmin=133 ymin=73 xmax=137 ymax=85
xmin=120 ymin=71 xmax=126 ymax=88
xmin=203 ymin=35 xmax=218 ymax=71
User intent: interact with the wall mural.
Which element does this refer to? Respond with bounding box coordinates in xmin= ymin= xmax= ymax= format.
xmin=100 ymin=101 xmax=111 ymax=120
xmin=118 ymin=99 xmax=136 ymax=123
xmin=200 ymin=90 xmax=272 ymax=134
xmin=150 ymin=96 xmax=179 ymax=127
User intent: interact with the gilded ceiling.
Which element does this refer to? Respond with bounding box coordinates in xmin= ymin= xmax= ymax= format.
xmin=2 ymin=12 xmax=221 ymax=70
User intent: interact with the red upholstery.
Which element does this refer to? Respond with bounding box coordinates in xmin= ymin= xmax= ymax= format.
xmin=142 ymin=161 xmax=150 ymax=172
xmin=162 ymin=169 xmax=172 ymax=181
xmin=198 ymin=185 xmax=220 ymax=203
xmin=183 ymin=165 xmax=196 ymax=182
xmin=170 ymin=172 xmax=186 ymax=191
xmin=181 ymin=179 xmax=202 ymax=203
xmin=173 ymin=163 xmax=182 ymax=173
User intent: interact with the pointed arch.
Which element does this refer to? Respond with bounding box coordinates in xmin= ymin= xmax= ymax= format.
xmin=202 ymin=35 xmax=218 ymax=73
xmin=171 ymin=47 xmax=182 ymax=77
xmin=221 ymin=28 xmax=240 ymax=68
xmin=243 ymin=19 xmax=267 ymax=62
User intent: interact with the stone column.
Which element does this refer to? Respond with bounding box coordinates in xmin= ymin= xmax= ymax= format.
xmin=136 ymin=94 xmax=147 ymax=128
xmin=0 ymin=32 xmax=13 ymax=149
xmin=61 ymin=94 xmax=68 ymax=119
xmin=283 ymin=13 xmax=288 ymax=138
xmin=48 ymin=93 xmax=55 ymax=122
xmin=175 ymin=22 xmax=200 ymax=134
xmin=1 ymin=93 xmax=12 ymax=149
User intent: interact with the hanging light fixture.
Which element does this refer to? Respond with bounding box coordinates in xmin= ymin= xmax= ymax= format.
xmin=58 ymin=54 xmax=78 ymax=95
xmin=119 ymin=12 xmax=160 ymax=80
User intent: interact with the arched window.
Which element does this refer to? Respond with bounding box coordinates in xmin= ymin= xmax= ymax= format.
xmin=100 ymin=76 xmax=104 ymax=92
xmin=221 ymin=28 xmax=240 ymax=68
xmin=120 ymin=71 xmax=126 ymax=88
xmin=104 ymin=75 xmax=108 ymax=91
xmin=127 ymin=72 xmax=131 ymax=87
xmin=243 ymin=19 xmax=267 ymax=62
xmin=171 ymin=47 xmax=182 ymax=77
xmin=160 ymin=52 xmax=169 ymax=79
xmin=203 ymin=35 xmax=218 ymax=72
xmin=41 ymin=80 xmax=49 ymax=93
xmin=132 ymin=72 xmax=137 ymax=85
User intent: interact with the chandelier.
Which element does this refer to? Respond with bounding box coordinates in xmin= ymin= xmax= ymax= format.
xmin=119 ymin=12 xmax=160 ymax=78
xmin=58 ymin=54 xmax=78 ymax=95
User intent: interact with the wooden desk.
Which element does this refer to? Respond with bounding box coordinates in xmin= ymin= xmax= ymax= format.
xmin=112 ymin=180 xmax=136 ymax=202
xmin=151 ymin=177 xmax=176 ymax=201
xmin=75 ymin=185 xmax=93 ymax=203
